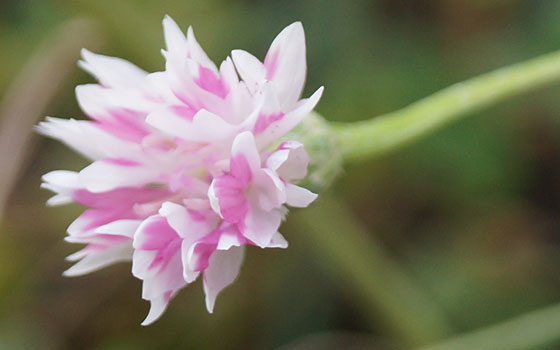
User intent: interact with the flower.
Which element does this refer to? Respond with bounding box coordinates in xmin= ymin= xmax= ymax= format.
xmin=38 ymin=15 xmax=322 ymax=325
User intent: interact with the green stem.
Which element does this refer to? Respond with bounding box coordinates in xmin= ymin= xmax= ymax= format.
xmin=292 ymin=193 xmax=453 ymax=346
xmin=334 ymin=49 xmax=560 ymax=162
xmin=420 ymin=302 xmax=560 ymax=350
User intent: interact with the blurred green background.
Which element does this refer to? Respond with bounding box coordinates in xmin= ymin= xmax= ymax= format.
xmin=2 ymin=0 xmax=560 ymax=349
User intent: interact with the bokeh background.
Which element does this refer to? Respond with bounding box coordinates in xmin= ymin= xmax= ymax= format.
xmin=2 ymin=0 xmax=560 ymax=349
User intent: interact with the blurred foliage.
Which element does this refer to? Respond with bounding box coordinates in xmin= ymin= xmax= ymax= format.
xmin=2 ymin=0 xmax=560 ymax=349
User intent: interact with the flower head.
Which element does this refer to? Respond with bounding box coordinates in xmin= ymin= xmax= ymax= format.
xmin=38 ymin=16 xmax=322 ymax=325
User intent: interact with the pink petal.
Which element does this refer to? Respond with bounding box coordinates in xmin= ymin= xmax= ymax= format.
xmin=132 ymin=215 xmax=186 ymax=323
xmin=73 ymin=187 xmax=170 ymax=208
xmin=209 ymin=174 xmax=248 ymax=224
xmin=132 ymin=215 xmax=178 ymax=251
xmin=158 ymin=202 xmax=220 ymax=282
xmin=195 ymin=65 xmax=228 ymax=98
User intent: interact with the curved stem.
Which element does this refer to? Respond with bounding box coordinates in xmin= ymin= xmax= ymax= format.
xmin=420 ymin=302 xmax=560 ymax=350
xmin=334 ymin=49 xmax=560 ymax=162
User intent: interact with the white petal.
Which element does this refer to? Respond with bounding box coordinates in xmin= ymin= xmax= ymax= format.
xmin=181 ymin=239 xmax=201 ymax=283
xmin=231 ymin=49 xmax=265 ymax=94
xmin=93 ymin=219 xmax=142 ymax=237
xmin=243 ymin=205 xmax=282 ymax=248
xmin=203 ymin=246 xmax=244 ymax=313
xmin=231 ymin=131 xmax=261 ymax=173
xmin=163 ymin=15 xmax=188 ymax=62
xmin=219 ymin=56 xmax=239 ymax=89
xmin=141 ymin=294 xmax=168 ymax=326
xmin=42 ymin=170 xmax=81 ymax=188
xmin=76 ymin=84 xmax=156 ymax=116
xmin=266 ymin=141 xmax=309 ymax=181
xmin=267 ymin=231 xmax=288 ymax=248
xmin=285 ymin=184 xmax=317 ymax=208
xmin=45 ymin=194 xmax=73 ymax=206
xmin=256 ymin=86 xmax=323 ymax=148
xmin=216 ymin=231 xmax=245 ymax=251
xmin=146 ymin=108 xmax=236 ymax=142
xmin=159 ymin=202 xmax=218 ymax=242
xmin=257 ymin=169 xmax=286 ymax=210
xmin=186 ymin=26 xmax=218 ymax=73
xmin=264 ymin=22 xmax=306 ymax=109
xmin=131 ymin=249 xmax=156 ymax=279
xmin=36 ymin=117 xmax=141 ymax=161
xmin=63 ymin=242 xmax=133 ymax=277
xmin=207 ymin=182 xmax=222 ymax=217
xmin=79 ymin=159 xmax=160 ymax=193
xmin=79 ymin=49 xmax=147 ymax=88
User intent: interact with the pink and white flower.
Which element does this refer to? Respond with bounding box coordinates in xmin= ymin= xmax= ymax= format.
xmin=209 ymin=131 xmax=317 ymax=248
xmin=39 ymin=15 xmax=322 ymax=324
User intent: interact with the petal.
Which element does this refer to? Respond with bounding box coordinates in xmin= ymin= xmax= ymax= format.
xmin=159 ymin=202 xmax=218 ymax=241
xmin=75 ymin=85 xmax=160 ymax=139
xmin=255 ymin=86 xmax=323 ymax=148
xmin=63 ymin=240 xmax=133 ymax=276
xmin=141 ymin=293 xmax=169 ymax=326
xmin=163 ymin=15 xmax=188 ymax=63
xmin=285 ymin=184 xmax=317 ymax=208
xmin=243 ymin=205 xmax=282 ymax=248
xmin=45 ymin=194 xmax=73 ymax=206
xmin=216 ymin=227 xmax=247 ymax=250
xmin=93 ymin=219 xmax=143 ymax=237
xmin=209 ymin=175 xmax=248 ymax=224
xmin=264 ymin=22 xmax=306 ymax=109
xmin=231 ymin=131 xmax=261 ymax=174
xmin=159 ymin=202 xmax=220 ymax=282
xmin=266 ymin=141 xmax=309 ymax=181
xmin=268 ymin=231 xmax=288 ymax=249
xmin=132 ymin=215 xmax=177 ymax=251
xmin=79 ymin=159 xmax=160 ymax=193
xmin=72 ymin=186 xmax=170 ymax=208
xmin=67 ymin=208 xmax=133 ymax=236
xmin=203 ymin=246 xmax=244 ymax=313
xmin=207 ymin=182 xmax=221 ymax=216
xmin=186 ymin=26 xmax=218 ymax=73
xmin=132 ymin=216 xmax=186 ymax=310
xmin=36 ymin=117 xmax=141 ymax=161
xmin=146 ymin=108 xmax=236 ymax=142
xmin=41 ymin=170 xmax=81 ymax=203
xmin=79 ymin=49 xmax=147 ymax=88
xmin=219 ymin=56 xmax=239 ymax=90
xmin=195 ymin=65 xmax=228 ymax=98
xmin=255 ymin=169 xmax=286 ymax=211
xmin=231 ymin=49 xmax=265 ymax=94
